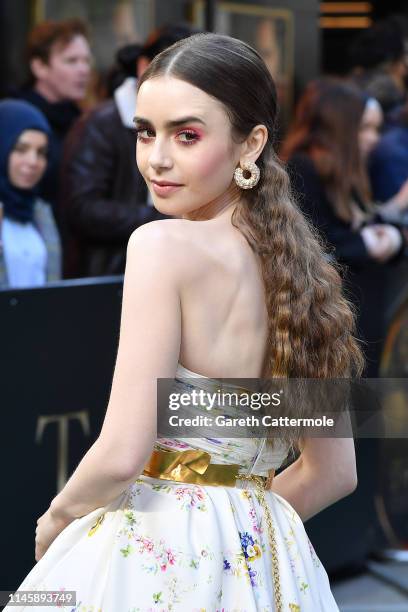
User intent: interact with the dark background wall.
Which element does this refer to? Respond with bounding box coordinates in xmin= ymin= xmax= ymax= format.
xmin=0 ymin=0 xmax=32 ymax=97
xmin=321 ymin=0 xmax=408 ymax=75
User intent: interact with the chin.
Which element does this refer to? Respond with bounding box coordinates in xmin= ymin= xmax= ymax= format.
xmin=65 ymin=89 xmax=86 ymax=102
xmin=152 ymin=198 xmax=196 ymax=218
xmin=150 ymin=200 xmax=176 ymax=216
xmin=16 ymin=179 xmax=39 ymax=190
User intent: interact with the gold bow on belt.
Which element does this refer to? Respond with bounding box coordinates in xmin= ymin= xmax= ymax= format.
xmin=142 ymin=446 xmax=276 ymax=489
xmin=142 ymin=448 xmax=242 ymax=487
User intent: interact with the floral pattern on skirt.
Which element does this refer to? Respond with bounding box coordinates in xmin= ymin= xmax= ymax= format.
xmin=6 ymin=474 xmax=339 ymax=611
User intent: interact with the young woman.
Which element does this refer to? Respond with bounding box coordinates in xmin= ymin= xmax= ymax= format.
xmin=0 ymin=100 xmax=61 ymax=288
xmin=281 ymin=78 xmax=406 ymax=377
xmin=7 ymin=35 xmax=363 ymax=611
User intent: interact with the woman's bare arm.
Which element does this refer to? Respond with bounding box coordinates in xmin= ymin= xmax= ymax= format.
xmin=49 ymin=221 xmax=182 ymax=521
xmin=270 ymin=437 xmax=358 ymax=523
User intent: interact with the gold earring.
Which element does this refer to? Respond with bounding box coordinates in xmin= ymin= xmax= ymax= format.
xmin=234 ymin=160 xmax=260 ymax=190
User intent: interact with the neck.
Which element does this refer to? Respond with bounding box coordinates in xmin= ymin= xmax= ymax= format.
xmin=34 ymin=81 xmax=63 ymax=104
xmin=183 ymin=182 xmax=242 ymax=222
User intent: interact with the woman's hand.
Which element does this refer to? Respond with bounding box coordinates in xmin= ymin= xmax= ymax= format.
xmin=360 ymin=224 xmax=403 ymax=262
xmin=35 ymin=508 xmax=74 ymax=562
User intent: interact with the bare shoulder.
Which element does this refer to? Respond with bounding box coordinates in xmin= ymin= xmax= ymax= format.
xmin=127 ymin=219 xmax=207 ymax=281
xmin=129 ymin=218 xmax=185 ymax=245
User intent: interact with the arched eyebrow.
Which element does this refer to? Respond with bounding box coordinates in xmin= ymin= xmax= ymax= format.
xmin=133 ymin=115 xmax=206 ymax=128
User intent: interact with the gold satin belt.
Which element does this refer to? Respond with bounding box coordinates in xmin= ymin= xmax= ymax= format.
xmin=143 ymin=449 xmax=275 ymax=489
xmin=142 ymin=447 xmax=275 ymax=488
xmin=142 ymin=447 xmax=282 ymax=612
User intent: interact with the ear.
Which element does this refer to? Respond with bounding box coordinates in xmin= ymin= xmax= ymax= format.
xmin=239 ymin=124 xmax=268 ymax=165
xmin=137 ymin=56 xmax=150 ymax=78
xmin=30 ymin=57 xmax=49 ymax=82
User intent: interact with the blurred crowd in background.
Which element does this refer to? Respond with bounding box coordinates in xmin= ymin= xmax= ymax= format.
xmin=1 ymin=15 xmax=408 ymax=378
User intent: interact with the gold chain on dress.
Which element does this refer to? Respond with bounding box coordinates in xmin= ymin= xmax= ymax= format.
xmin=237 ymin=474 xmax=283 ymax=612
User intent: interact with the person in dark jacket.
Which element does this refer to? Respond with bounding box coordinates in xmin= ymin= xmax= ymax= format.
xmin=369 ymin=99 xmax=408 ymax=206
xmin=61 ymin=24 xmax=200 ymax=279
xmin=281 ymin=78 xmax=407 ymax=377
xmin=14 ymin=19 xmax=92 ymax=220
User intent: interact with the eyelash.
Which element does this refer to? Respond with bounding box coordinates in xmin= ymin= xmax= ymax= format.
xmin=134 ymin=127 xmax=200 ymax=145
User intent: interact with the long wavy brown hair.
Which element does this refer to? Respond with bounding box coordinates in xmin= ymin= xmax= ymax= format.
xmin=138 ymin=34 xmax=364 ymax=451
xmin=280 ymin=77 xmax=374 ymax=223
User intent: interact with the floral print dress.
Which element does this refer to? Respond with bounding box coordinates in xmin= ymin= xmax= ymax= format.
xmin=6 ymin=363 xmax=340 ymax=612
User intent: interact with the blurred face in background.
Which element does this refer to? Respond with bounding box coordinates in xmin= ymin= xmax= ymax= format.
xmin=135 ymin=76 xmax=242 ymax=218
xmin=359 ymin=99 xmax=383 ymax=160
xmin=8 ymin=130 xmax=48 ymax=190
xmin=31 ymin=35 xmax=92 ymax=102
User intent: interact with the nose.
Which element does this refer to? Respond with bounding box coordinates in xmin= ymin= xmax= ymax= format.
xmin=148 ymin=138 xmax=173 ymax=172
xmin=26 ymin=150 xmax=40 ymax=167
xmin=79 ymin=58 xmax=91 ymax=76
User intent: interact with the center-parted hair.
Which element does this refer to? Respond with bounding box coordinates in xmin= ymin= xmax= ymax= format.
xmin=138 ymin=33 xmax=364 ymax=446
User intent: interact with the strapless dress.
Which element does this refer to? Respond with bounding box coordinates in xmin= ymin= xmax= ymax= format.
xmin=5 ymin=362 xmax=340 ymax=611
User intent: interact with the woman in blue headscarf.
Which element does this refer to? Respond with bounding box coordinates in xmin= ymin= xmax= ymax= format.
xmin=0 ymin=99 xmax=61 ymax=288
